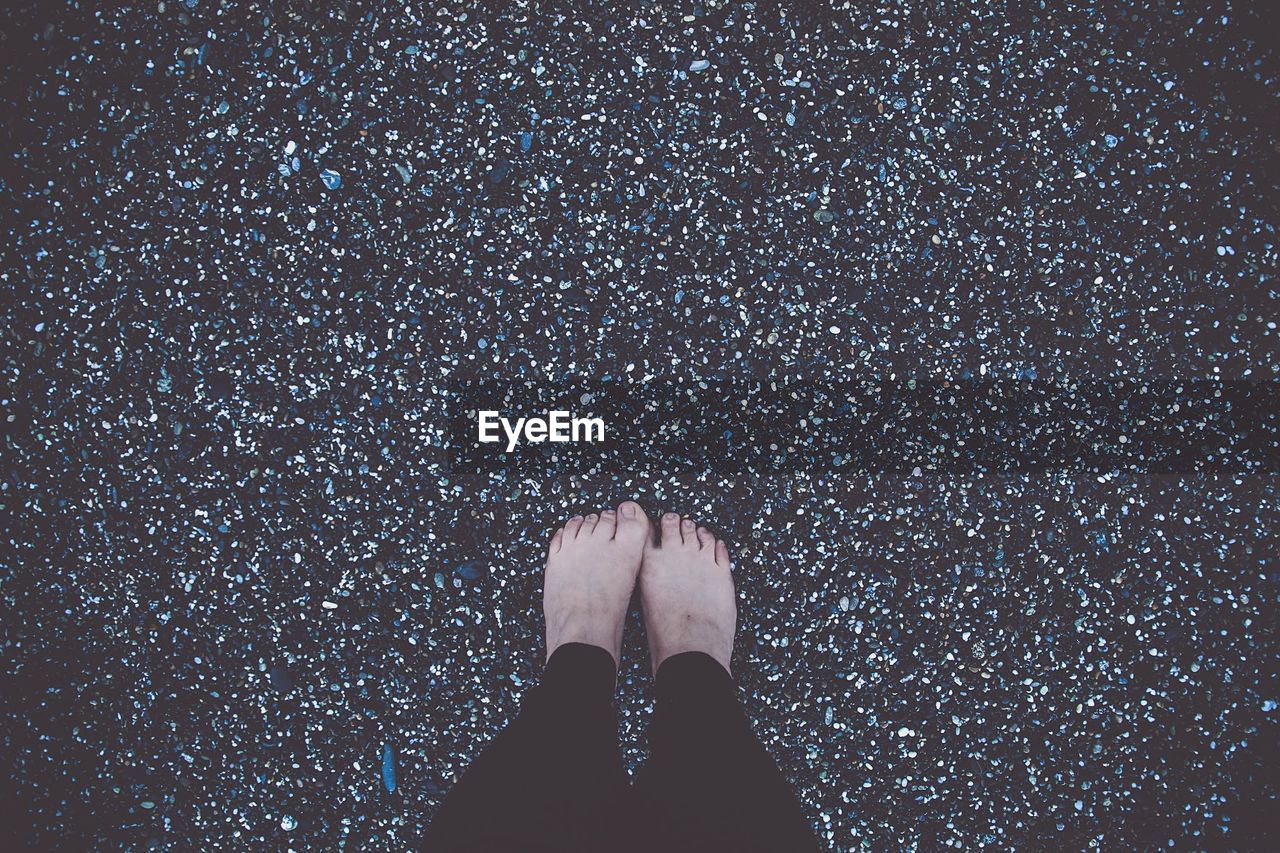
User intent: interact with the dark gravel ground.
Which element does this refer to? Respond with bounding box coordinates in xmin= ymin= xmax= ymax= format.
xmin=3 ymin=1 xmax=1278 ymax=849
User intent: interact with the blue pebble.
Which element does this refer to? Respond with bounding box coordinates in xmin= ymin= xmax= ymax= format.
xmin=320 ymin=169 xmax=342 ymax=190
xmin=382 ymin=744 xmax=397 ymax=793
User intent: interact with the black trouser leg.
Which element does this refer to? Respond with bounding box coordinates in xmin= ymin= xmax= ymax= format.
xmin=631 ymin=652 xmax=817 ymax=852
xmin=426 ymin=643 xmax=627 ymax=852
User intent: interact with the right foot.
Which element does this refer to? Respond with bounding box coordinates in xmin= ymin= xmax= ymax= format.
xmin=640 ymin=513 xmax=737 ymax=674
xmin=544 ymin=501 xmax=650 ymax=667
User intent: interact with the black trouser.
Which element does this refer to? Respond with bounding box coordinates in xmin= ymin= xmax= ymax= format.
xmin=426 ymin=643 xmax=817 ymax=852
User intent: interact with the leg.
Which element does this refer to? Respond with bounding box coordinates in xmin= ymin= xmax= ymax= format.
xmin=426 ymin=642 xmax=625 ymax=852
xmin=426 ymin=503 xmax=651 ymax=852
xmin=632 ymin=514 xmax=817 ymax=852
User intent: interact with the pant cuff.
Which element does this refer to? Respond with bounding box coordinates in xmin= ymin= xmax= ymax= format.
xmin=540 ymin=642 xmax=617 ymax=706
xmin=654 ymin=650 xmax=737 ymax=709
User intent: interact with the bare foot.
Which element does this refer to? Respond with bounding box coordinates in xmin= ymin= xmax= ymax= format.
xmin=640 ymin=513 xmax=737 ymax=674
xmin=544 ymin=501 xmax=650 ymax=667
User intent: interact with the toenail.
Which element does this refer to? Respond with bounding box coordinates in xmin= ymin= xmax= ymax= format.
xmin=664 ymin=513 xmax=679 ymax=521
xmin=620 ymin=503 xmax=637 ymax=518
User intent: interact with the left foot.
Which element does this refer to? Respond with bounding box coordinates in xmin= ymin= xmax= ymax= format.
xmin=544 ymin=501 xmax=651 ymax=667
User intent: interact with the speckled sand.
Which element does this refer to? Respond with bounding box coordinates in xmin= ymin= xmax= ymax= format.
xmin=4 ymin=2 xmax=1278 ymax=849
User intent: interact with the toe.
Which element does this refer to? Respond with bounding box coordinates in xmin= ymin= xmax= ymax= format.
xmin=564 ymin=515 xmax=584 ymax=539
xmin=696 ymin=525 xmax=715 ymax=550
xmin=715 ymin=540 xmax=730 ymax=566
xmin=660 ymin=512 xmax=682 ymax=546
xmin=584 ymin=512 xmax=600 ymax=533
xmin=598 ymin=508 xmax=618 ymax=538
xmin=680 ymin=518 xmax=696 ymax=545
xmin=548 ymin=527 xmax=565 ymax=554
xmin=614 ymin=501 xmax=650 ymax=545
